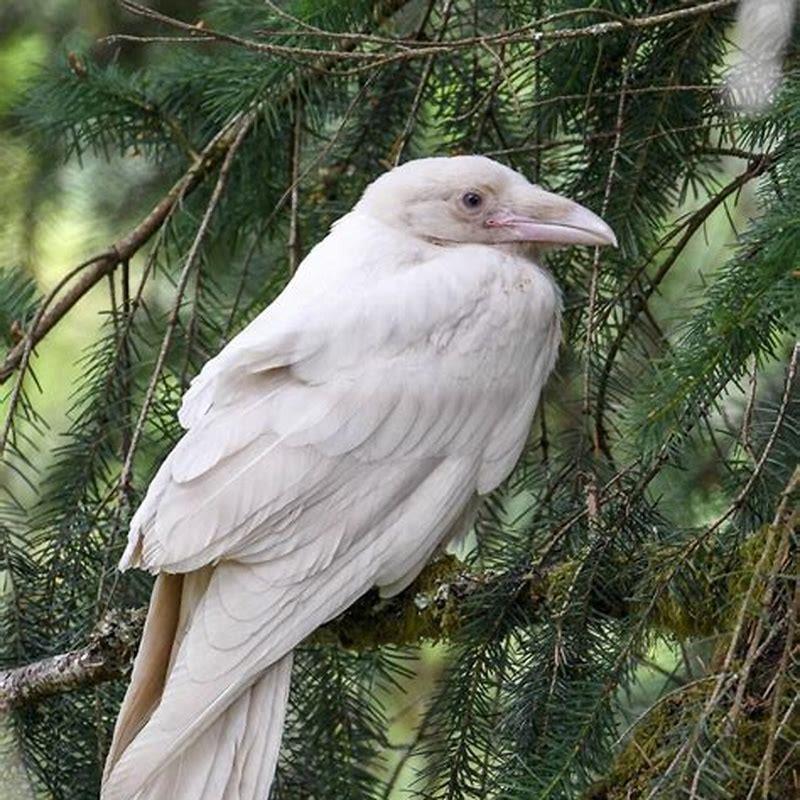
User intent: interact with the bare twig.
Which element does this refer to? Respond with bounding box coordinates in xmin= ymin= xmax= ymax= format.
xmin=254 ymin=3 xmax=715 ymax=49
xmin=101 ymin=33 xmax=216 ymax=46
xmin=221 ymin=69 xmax=379 ymax=337
xmin=381 ymin=702 xmax=436 ymax=800
xmin=740 ymin=356 xmax=759 ymax=462
xmin=118 ymin=0 xmax=380 ymax=62
xmin=759 ymin=575 xmax=798 ymax=799
xmin=725 ymin=527 xmax=790 ymax=726
xmin=0 ymin=115 xmax=246 ymax=387
xmin=287 ymin=95 xmax=303 ymax=276
xmin=703 ymin=342 xmax=799 ymax=540
xmin=117 ymin=116 xmax=254 ymax=497
xmin=115 ymin=0 xmax=737 ymax=72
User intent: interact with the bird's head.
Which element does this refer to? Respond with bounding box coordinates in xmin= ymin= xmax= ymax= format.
xmin=355 ymin=155 xmax=617 ymax=249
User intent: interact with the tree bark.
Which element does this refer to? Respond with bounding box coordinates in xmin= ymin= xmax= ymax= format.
xmin=0 ymin=558 xmax=536 ymax=712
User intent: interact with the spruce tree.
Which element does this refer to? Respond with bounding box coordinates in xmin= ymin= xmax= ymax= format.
xmin=0 ymin=1 xmax=797 ymax=798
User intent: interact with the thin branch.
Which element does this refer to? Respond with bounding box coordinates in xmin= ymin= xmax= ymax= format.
xmin=0 ymin=114 xmax=247 ymax=387
xmin=759 ymin=571 xmax=798 ymax=799
xmin=115 ymin=0 xmax=737 ymax=71
xmin=221 ymin=68 xmax=379 ymax=341
xmin=703 ymin=342 xmax=799 ymax=540
xmin=287 ymin=95 xmax=303 ymax=276
xmin=118 ymin=0 xmax=380 ymax=62
xmin=178 ymin=260 xmax=203 ymax=393
xmin=391 ymin=0 xmax=456 ymax=165
xmin=0 ymin=254 xmax=108 ymax=457
xmin=101 ymin=33 xmax=217 ymax=45
xmin=582 ymin=29 xmax=637 ymax=461
xmin=257 ymin=71 xmax=381 ymax=238
xmin=381 ymin=702 xmax=435 ymax=800
xmin=117 ymin=116 xmax=253 ymax=497
xmin=592 ymin=153 xmax=776 ymax=443
xmin=740 ymin=356 xmax=759 ymax=462
xmin=257 ymin=5 xmax=631 ymax=48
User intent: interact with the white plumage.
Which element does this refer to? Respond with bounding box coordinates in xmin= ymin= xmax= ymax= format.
xmin=101 ymin=155 xmax=615 ymax=800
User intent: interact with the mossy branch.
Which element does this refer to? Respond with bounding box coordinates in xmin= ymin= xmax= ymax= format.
xmin=0 ymin=556 xmax=548 ymax=712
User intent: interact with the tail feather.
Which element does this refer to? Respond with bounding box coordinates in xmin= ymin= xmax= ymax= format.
xmin=103 ymin=573 xmax=183 ymax=780
xmin=117 ymin=655 xmax=293 ymax=800
xmin=101 ymin=568 xmax=293 ymax=800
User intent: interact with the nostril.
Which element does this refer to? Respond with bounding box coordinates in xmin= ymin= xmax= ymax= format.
xmin=486 ymin=216 xmax=513 ymax=228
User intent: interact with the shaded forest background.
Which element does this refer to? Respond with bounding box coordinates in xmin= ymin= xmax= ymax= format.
xmin=0 ymin=1 xmax=797 ymax=799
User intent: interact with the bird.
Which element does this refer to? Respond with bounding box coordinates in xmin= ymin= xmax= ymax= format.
xmin=100 ymin=154 xmax=616 ymax=800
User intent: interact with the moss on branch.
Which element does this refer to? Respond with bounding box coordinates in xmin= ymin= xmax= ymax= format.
xmin=585 ymin=519 xmax=799 ymax=800
xmin=0 ymin=556 xmax=549 ymax=711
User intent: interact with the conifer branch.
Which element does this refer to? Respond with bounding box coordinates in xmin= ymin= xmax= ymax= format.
xmin=3 ymin=1 xmax=794 ymax=795
xmin=391 ymin=0 xmax=456 ymax=165
xmin=114 ymin=0 xmax=737 ymax=68
xmin=0 ymin=115 xmax=247 ymax=387
xmin=582 ymin=28 xmax=638 ymax=465
xmin=0 ymin=560 xmax=541 ymax=711
xmin=593 ymin=152 xmax=777 ymax=453
xmin=0 ymin=0 xmax=416 ymax=388
xmin=116 ymin=115 xmax=253 ymax=499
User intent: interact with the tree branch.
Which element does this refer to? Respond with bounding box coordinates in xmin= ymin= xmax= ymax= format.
xmin=0 ymin=607 xmax=147 ymax=713
xmin=592 ymin=152 xmax=776 ymax=453
xmin=0 ymin=558 xmax=544 ymax=712
xmin=113 ymin=0 xmax=737 ymax=70
xmin=0 ymin=0 xmax=415 ymax=387
xmin=0 ymin=115 xmax=245 ymax=386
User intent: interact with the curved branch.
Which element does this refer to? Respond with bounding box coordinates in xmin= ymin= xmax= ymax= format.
xmin=0 ymin=116 xmax=244 ymax=386
xmin=0 ymin=558 xmax=545 ymax=712
xmin=0 ymin=0 xmax=416 ymax=387
xmin=593 ymin=153 xmax=775 ymax=453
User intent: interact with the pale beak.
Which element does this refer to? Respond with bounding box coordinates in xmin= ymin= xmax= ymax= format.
xmin=486 ymin=189 xmax=617 ymax=248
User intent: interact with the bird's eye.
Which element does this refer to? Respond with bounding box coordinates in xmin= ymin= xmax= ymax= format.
xmin=461 ymin=191 xmax=483 ymax=210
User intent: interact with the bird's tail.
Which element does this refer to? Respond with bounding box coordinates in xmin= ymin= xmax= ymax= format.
xmin=101 ymin=571 xmax=293 ymax=800
xmin=106 ymin=656 xmax=292 ymax=799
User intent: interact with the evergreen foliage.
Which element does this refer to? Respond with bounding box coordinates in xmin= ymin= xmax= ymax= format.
xmin=0 ymin=1 xmax=797 ymax=798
